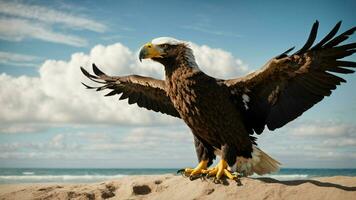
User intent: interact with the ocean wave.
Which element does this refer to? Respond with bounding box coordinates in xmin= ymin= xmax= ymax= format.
xmin=22 ymin=172 xmax=35 ymax=175
xmin=0 ymin=174 xmax=126 ymax=182
xmin=251 ymin=174 xmax=309 ymax=180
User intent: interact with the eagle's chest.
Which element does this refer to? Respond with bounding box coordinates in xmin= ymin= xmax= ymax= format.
xmin=167 ymin=70 xmax=215 ymax=116
xmin=166 ymin=70 xmax=238 ymax=143
xmin=167 ymin=77 xmax=201 ymax=118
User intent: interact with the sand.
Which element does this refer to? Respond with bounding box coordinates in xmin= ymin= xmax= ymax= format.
xmin=0 ymin=175 xmax=355 ymax=200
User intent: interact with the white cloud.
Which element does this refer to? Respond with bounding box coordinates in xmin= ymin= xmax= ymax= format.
xmin=85 ymin=127 xmax=193 ymax=153
xmin=0 ymin=51 xmax=40 ymax=67
xmin=0 ymin=126 xmax=195 ymax=164
xmin=189 ymin=43 xmax=248 ymax=78
xmin=0 ymin=1 xmax=106 ymax=32
xmin=289 ymin=121 xmax=356 ymax=137
xmin=0 ymin=42 xmax=248 ymax=127
xmin=77 ymin=132 xmax=111 ymax=141
xmin=321 ymin=138 xmax=356 ymax=148
xmin=255 ymin=119 xmax=356 ymax=167
xmin=0 ymin=133 xmax=82 ymax=159
xmin=0 ymin=123 xmax=46 ymax=134
xmin=50 ymin=134 xmax=64 ymax=148
xmin=0 ymin=51 xmax=39 ymax=62
xmin=0 ymin=18 xmax=88 ymax=47
xmin=0 ymin=1 xmax=106 ymax=46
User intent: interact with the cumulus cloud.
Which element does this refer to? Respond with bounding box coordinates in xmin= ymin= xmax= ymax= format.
xmin=189 ymin=43 xmax=248 ymax=78
xmin=0 ymin=1 xmax=106 ymax=46
xmin=0 ymin=42 xmax=248 ymax=129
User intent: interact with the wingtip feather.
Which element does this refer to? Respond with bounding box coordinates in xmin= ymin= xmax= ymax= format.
xmin=92 ymin=63 xmax=106 ymax=76
xmin=81 ymin=82 xmax=94 ymax=89
xmin=80 ymin=67 xmax=91 ymax=77
xmin=312 ymin=21 xmax=342 ymax=50
xmin=294 ymin=21 xmax=319 ymax=55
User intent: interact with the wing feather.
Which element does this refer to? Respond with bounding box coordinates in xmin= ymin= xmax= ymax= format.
xmin=311 ymin=21 xmax=341 ymax=50
xmin=293 ymin=20 xmax=319 ymax=55
xmin=224 ymin=21 xmax=355 ymax=134
xmin=81 ymin=64 xmax=180 ymax=118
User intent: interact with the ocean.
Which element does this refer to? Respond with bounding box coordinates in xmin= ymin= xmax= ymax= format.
xmin=0 ymin=168 xmax=355 ymax=184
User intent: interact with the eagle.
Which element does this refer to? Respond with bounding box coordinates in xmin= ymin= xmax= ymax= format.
xmin=81 ymin=21 xmax=355 ymax=182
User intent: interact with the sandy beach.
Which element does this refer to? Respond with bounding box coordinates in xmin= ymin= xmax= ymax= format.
xmin=0 ymin=175 xmax=355 ymax=200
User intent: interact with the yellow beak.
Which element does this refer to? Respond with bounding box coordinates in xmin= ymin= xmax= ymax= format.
xmin=139 ymin=43 xmax=163 ymax=62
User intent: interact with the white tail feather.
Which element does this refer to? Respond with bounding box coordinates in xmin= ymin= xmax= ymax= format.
xmin=233 ymin=146 xmax=281 ymax=176
xmin=214 ymin=146 xmax=281 ymax=176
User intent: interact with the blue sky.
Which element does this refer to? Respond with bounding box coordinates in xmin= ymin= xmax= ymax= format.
xmin=0 ymin=0 xmax=355 ymax=168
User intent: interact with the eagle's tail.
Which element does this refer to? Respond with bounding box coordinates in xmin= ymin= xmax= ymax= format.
xmin=232 ymin=145 xmax=281 ymax=176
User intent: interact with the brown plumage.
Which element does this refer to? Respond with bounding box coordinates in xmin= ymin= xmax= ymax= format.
xmin=224 ymin=21 xmax=355 ymax=134
xmin=81 ymin=21 xmax=355 ymax=177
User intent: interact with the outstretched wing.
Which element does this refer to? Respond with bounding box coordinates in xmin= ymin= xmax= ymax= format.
xmin=224 ymin=21 xmax=355 ymax=134
xmin=81 ymin=64 xmax=180 ymax=118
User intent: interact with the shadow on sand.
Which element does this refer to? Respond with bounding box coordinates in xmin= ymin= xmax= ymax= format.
xmin=254 ymin=177 xmax=356 ymax=191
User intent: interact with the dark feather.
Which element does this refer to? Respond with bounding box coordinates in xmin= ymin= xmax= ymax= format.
xmin=323 ymin=72 xmax=346 ymax=83
xmin=119 ymin=92 xmax=130 ymax=100
xmin=92 ymin=63 xmax=106 ymax=76
xmin=104 ymin=90 xmax=117 ymax=96
xmin=333 ymin=42 xmax=356 ymax=51
xmin=294 ymin=20 xmax=319 ymax=55
xmin=128 ymin=93 xmax=139 ymax=104
xmin=324 ymin=26 xmax=356 ymax=48
xmin=81 ymin=82 xmax=96 ymax=89
xmin=276 ymin=46 xmax=295 ymax=59
xmin=81 ymin=63 xmax=180 ymax=118
xmin=311 ymin=21 xmax=342 ymax=50
xmin=328 ymin=67 xmax=355 ymax=74
xmin=80 ymin=67 xmax=100 ymax=80
xmin=80 ymin=67 xmax=106 ymax=84
xmin=334 ymin=61 xmax=356 ymax=68
xmin=224 ymin=22 xmax=355 ymax=135
xmin=329 ymin=49 xmax=356 ymax=59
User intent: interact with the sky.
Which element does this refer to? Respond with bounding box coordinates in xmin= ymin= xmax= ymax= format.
xmin=0 ymin=0 xmax=355 ymax=169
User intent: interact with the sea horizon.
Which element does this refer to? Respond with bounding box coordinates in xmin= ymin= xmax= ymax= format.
xmin=1 ymin=168 xmax=356 ymax=184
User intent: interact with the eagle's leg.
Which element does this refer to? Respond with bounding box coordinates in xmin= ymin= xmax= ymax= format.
xmin=177 ymin=136 xmax=215 ymax=180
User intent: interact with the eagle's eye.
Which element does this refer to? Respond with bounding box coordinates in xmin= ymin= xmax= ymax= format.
xmin=160 ymin=44 xmax=169 ymax=49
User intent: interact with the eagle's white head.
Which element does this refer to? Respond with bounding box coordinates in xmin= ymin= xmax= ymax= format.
xmin=139 ymin=37 xmax=198 ymax=69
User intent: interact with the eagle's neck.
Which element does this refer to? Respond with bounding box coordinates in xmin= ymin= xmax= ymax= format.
xmin=162 ymin=47 xmax=199 ymax=79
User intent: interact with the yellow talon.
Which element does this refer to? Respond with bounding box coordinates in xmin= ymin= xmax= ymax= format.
xmin=206 ymin=167 xmax=218 ymax=177
xmin=201 ymin=167 xmax=215 ymax=174
xmin=204 ymin=159 xmax=238 ymax=181
xmin=178 ymin=159 xmax=238 ymax=182
xmin=224 ymin=169 xmax=237 ymax=180
xmin=177 ymin=160 xmax=208 ymax=179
